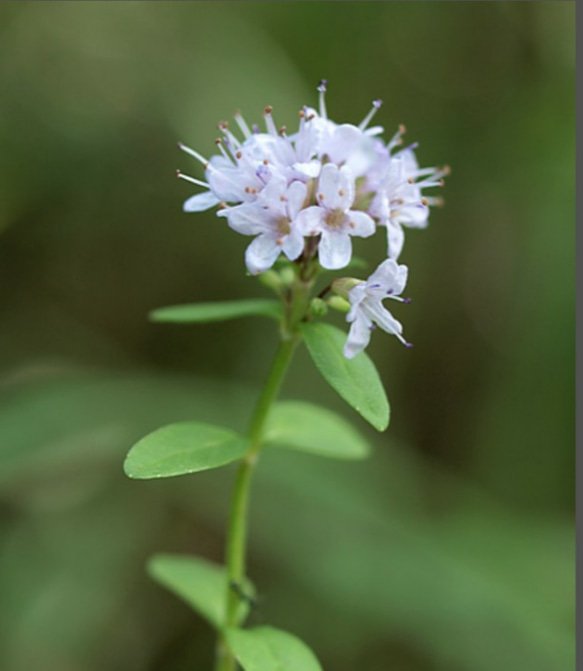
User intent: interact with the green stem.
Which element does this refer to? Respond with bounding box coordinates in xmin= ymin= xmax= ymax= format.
xmin=214 ymin=317 xmax=302 ymax=671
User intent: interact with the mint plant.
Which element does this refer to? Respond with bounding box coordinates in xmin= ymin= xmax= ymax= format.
xmin=124 ymin=81 xmax=446 ymax=671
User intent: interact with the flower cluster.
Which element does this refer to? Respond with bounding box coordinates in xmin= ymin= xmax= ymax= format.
xmin=178 ymin=81 xmax=447 ymax=358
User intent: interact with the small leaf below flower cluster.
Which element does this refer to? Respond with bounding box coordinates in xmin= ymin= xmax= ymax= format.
xmin=148 ymin=554 xmax=253 ymax=629
xmin=124 ymin=422 xmax=249 ymax=479
xmin=226 ymin=626 xmax=323 ymax=671
xmin=150 ymin=299 xmax=283 ymax=324
xmin=300 ymin=322 xmax=390 ymax=431
xmin=265 ymin=400 xmax=370 ymax=460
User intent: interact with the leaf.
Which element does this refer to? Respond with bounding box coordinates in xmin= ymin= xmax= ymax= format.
xmin=124 ymin=422 xmax=249 ymax=479
xmin=300 ymin=322 xmax=390 ymax=431
xmin=148 ymin=554 xmax=254 ymax=629
xmin=226 ymin=626 xmax=323 ymax=671
xmin=150 ymin=299 xmax=283 ymax=324
xmin=265 ymin=401 xmax=370 ymax=460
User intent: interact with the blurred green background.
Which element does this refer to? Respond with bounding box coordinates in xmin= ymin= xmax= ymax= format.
xmin=0 ymin=2 xmax=574 ymax=671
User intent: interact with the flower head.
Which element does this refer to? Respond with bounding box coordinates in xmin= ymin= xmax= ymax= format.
xmin=177 ymin=81 xmax=447 ymax=356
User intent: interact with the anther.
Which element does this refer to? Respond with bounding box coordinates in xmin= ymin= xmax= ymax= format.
xmin=317 ymin=79 xmax=328 ymax=92
xmin=264 ymin=105 xmax=273 ymax=115
xmin=299 ymin=110 xmax=306 ymax=118
xmin=443 ymin=165 xmax=451 ymax=176
xmin=404 ymin=341 xmax=414 ymax=349
xmin=318 ymin=192 xmax=324 ymax=201
xmin=218 ymin=121 xmax=228 ymax=130
xmin=263 ymin=158 xmax=269 ymax=165
xmin=403 ymin=297 xmax=412 ymax=304
xmin=421 ymin=197 xmax=428 ymax=206
xmin=307 ymin=113 xmax=315 ymax=121
xmin=236 ymin=151 xmax=243 ymax=159
xmin=349 ymin=221 xmax=355 ymax=229
xmin=399 ymin=124 xmax=407 ymax=135
xmin=338 ymin=189 xmax=345 ymax=197
xmin=408 ymin=177 xmax=415 ymax=184
xmin=278 ymin=126 xmax=287 ymax=136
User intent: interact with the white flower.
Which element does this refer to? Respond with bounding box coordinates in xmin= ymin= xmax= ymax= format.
xmin=218 ymin=174 xmax=307 ymax=275
xmin=343 ymin=258 xmax=411 ymax=359
xmin=178 ymin=106 xmax=323 ymax=215
xmin=296 ymin=164 xmax=375 ymax=270
xmin=367 ymin=130 xmax=448 ymax=259
xmin=176 ymin=81 xmax=447 ymax=276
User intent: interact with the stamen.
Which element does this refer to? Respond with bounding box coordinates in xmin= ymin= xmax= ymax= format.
xmin=387 ymin=125 xmax=406 ymax=152
xmin=215 ymin=138 xmax=235 ymax=164
xmin=317 ymin=79 xmax=328 ymax=119
xmin=233 ymin=112 xmax=251 ymax=139
xmin=358 ymin=99 xmax=383 ymax=131
xmin=176 ymin=170 xmax=210 ymax=188
xmin=264 ymin=106 xmax=278 ymax=136
xmin=177 ymin=142 xmax=209 ymax=167
xmin=218 ymin=123 xmax=242 ymax=150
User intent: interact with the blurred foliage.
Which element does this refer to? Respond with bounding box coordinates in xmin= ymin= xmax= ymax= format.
xmin=0 ymin=3 xmax=574 ymax=671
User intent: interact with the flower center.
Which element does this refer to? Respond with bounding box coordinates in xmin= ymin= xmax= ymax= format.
xmin=325 ymin=209 xmax=347 ymax=230
xmin=276 ymin=216 xmax=291 ymax=236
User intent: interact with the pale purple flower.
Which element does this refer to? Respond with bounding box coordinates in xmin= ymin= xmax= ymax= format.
xmin=343 ymin=258 xmax=411 ymax=359
xmin=296 ymin=164 xmax=375 ymax=270
xmin=367 ymin=126 xmax=448 ymax=259
xmin=218 ymin=175 xmax=307 ymax=275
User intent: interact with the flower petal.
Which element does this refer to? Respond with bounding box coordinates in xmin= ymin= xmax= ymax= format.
xmin=292 ymin=160 xmax=321 ymax=179
xmin=317 ymin=164 xmax=342 ymax=210
xmin=367 ymin=258 xmax=408 ymax=296
xmin=221 ymin=203 xmax=269 ymax=236
xmin=319 ymin=231 xmax=352 ymax=270
xmin=286 ymin=181 xmax=308 ymax=220
xmin=295 ymin=206 xmax=326 ymax=236
xmin=343 ymin=314 xmax=372 ymax=359
xmin=386 ymin=221 xmax=405 ymax=259
xmin=245 ymin=235 xmax=281 ymax=275
xmin=363 ymin=301 xmax=403 ymax=336
xmin=347 ymin=210 xmax=376 ymax=238
xmin=183 ymin=191 xmax=220 ymax=212
xmin=281 ymin=225 xmax=304 ymax=261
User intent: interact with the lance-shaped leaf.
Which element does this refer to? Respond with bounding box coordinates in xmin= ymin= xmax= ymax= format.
xmin=150 ymin=299 xmax=283 ymax=324
xmin=300 ymin=322 xmax=389 ymax=431
xmin=148 ymin=554 xmax=254 ymax=629
xmin=265 ymin=400 xmax=370 ymax=460
xmin=124 ymin=422 xmax=249 ymax=479
xmin=226 ymin=626 xmax=323 ymax=671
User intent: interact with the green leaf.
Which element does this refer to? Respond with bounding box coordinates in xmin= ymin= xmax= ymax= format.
xmin=150 ymin=299 xmax=283 ymax=324
xmin=265 ymin=401 xmax=370 ymax=460
xmin=124 ymin=422 xmax=249 ymax=479
xmin=226 ymin=626 xmax=323 ymax=671
xmin=300 ymin=322 xmax=389 ymax=432
xmin=148 ymin=554 xmax=254 ymax=629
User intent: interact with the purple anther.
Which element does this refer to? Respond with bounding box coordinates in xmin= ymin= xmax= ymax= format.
xmin=373 ymin=99 xmax=383 ymax=109
xmin=317 ymin=79 xmax=328 ymax=92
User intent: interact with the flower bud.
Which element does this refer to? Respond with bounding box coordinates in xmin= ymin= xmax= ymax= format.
xmin=331 ymin=277 xmax=362 ymax=301
xmin=309 ymin=297 xmax=328 ymax=317
xmin=327 ymin=295 xmax=351 ymax=313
